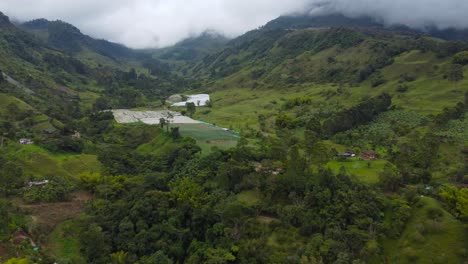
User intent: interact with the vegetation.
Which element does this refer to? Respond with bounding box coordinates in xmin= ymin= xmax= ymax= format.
xmin=0 ymin=10 xmax=466 ymax=264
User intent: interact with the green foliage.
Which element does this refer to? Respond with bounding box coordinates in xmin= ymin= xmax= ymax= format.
xmin=22 ymin=177 xmax=74 ymax=203
xmin=453 ymin=51 xmax=468 ymax=65
xmin=186 ymin=102 xmax=196 ymax=117
xmin=439 ymin=185 xmax=468 ymax=218
xmin=392 ymin=132 xmax=439 ymax=184
xmin=0 ymin=157 xmax=24 ymax=196
xmin=334 ymin=110 xmax=425 ymax=147
xmin=379 ymin=163 xmax=402 ymax=192
xmin=323 ymin=93 xmax=392 ymax=136
xmin=0 ymin=11 xmax=467 ymax=264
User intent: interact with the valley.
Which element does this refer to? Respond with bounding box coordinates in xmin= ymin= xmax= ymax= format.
xmin=0 ymin=8 xmax=467 ymax=264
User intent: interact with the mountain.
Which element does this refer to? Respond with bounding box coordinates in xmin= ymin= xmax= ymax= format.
xmin=20 ymin=18 xmax=143 ymax=60
xmin=153 ymin=31 xmax=229 ymax=62
xmin=262 ymin=13 xmax=468 ymax=41
xmin=263 ymin=13 xmax=383 ymax=31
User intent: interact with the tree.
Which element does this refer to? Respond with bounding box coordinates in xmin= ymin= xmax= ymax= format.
xmin=6 ymin=103 xmax=20 ymax=121
xmin=80 ymin=224 xmax=111 ymax=264
xmin=93 ymin=97 xmax=111 ymax=111
xmin=118 ymin=88 xmax=144 ymax=108
xmin=186 ymin=102 xmax=196 ymax=117
xmin=138 ymin=251 xmax=173 ymax=264
xmin=379 ymin=163 xmax=402 ymax=192
xmin=159 ymin=118 xmax=167 ymax=129
xmin=0 ymin=162 xmax=23 ymax=197
xmin=170 ymin=127 xmax=181 ymax=140
xmin=205 ymin=247 xmax=236 ymax=264
xmin=448 ymin=64 xmax=464 ymax=86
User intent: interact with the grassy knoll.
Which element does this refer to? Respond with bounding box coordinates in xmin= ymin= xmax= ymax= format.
xmin=3 ymin=144 xmax=101 ymax=180
xmin=46 ymin=218 xmax=86 ymax=264
xmin=378 ymin=196 xmax=467 ymax=264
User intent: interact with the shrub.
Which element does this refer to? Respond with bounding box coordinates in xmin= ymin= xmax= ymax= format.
xmin=22 ymin=178 xmax=74 ymax=203
xmin=396 ymin=85 xmax=409 ymax=93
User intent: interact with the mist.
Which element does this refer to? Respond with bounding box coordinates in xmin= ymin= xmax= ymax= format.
xmin=0 ymin=0 xmax=467 ymax=49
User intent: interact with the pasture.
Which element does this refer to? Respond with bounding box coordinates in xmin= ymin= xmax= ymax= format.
xmin=326 ymin=159 xmax=388 ymax=184
xmin=174 ymin=123 xmax=239 ymax=153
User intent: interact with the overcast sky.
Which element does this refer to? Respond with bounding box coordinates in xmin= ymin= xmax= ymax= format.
xmin=1 ymin=0 xmax=468 ymax=49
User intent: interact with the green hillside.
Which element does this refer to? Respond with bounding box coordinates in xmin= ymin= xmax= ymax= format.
xmin=0 ymin=11 xmax=466 ymax=264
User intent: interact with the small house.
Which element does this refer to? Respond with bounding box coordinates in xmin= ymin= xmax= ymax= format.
xmin=362 ymin=150 xmax=377 ymax=160
xmin=337 ymin=150 xmax=356 ymax=158
xmin=27 ymin=180 xmax=49 ymax=188
xmin=71 ymin=131 xmax=81 ymax=139
xmin=19 ymin=138 xmax=33 ymax=145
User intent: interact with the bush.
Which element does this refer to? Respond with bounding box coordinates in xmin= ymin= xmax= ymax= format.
xmin=371 ymin=72 xmax=387 ymax=87
xmin=399 ymin=74 xmax=416 ymax=83
xmin=22 ymin=178 xmax=73 ymax=203
xmin=396 ymin=85 xmax=409 ymax=93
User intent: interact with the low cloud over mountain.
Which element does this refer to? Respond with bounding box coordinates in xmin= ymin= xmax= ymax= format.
xmin=1 ymin=0 xmax=467 ymax=48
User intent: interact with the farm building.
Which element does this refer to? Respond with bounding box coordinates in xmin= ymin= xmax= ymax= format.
xmin=19 ymin=138 xmax=33 ymax=145
xmin=362 ymin=150 xmax=377 ymax=160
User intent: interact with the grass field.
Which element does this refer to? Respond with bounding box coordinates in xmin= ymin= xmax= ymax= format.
xmin=379 ymin=197 xmax=467 ymax=264
xmin=173 ymin=123 xmax=239 ymax=153
xmin=237 ymin=190 xmax=262 ymax=206
xmin=326 ymin=159 xmax=388 ymax=184
xmin=4 ymin=144 xmax=102 ymax=180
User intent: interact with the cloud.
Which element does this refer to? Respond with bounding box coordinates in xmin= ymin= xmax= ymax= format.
xmin=307 ymin=0 xmax=468 ymax=29
xmin=0 ymin=0 xmax=467 ymax=49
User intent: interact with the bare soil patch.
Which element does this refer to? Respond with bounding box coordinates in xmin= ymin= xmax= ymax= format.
xmin=15 ymin=191 xmax=92 ymax=232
